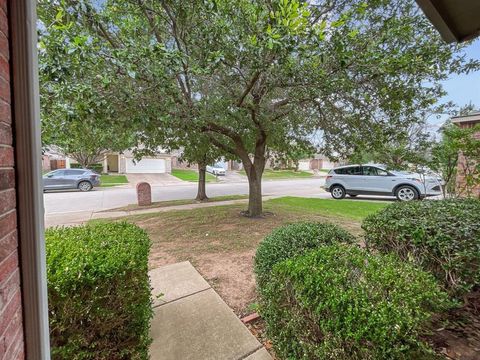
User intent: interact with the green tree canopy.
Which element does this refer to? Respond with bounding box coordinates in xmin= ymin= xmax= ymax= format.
xmin=39 ymin=0 xmax=478 ymax=215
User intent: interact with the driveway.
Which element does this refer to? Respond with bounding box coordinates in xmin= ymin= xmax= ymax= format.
xmin=126 ymin=173 xmax=183 ymax=186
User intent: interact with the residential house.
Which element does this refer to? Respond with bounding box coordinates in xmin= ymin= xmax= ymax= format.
xmin=102 ymin=150 xmax=173 ymax=174
xmin=304 ymin=154 xmax=338 ymax=171
xmin=451 ymin=111 xmax=480 ymax=197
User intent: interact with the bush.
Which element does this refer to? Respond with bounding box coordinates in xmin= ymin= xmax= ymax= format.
xmin=362 ymin=199 xmax=480 ymax=296
xmin=254 ymin=222 xmax=354 ymax=289
xmin=261 ymin=245 xmax=451 ymax=360
xmin=46 ymin=222 xmax=152 ymax=360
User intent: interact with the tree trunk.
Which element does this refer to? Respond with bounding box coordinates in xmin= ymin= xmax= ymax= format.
xmin=247 ymin=167 xmax=263 ymax=216
xmin=243 ymin=156 xmax=265 ymax=217
xmin=196 ymin=162 xmax=209 ymax=201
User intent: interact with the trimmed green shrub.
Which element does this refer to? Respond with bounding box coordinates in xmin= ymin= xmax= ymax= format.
xmin=261 ymin=245 xmax=451 ymax=360
xmin=362 ymin=199 xmax=480 ymax=296
xmin=46 ymin=222 xmax=152 ymax=360
xmin=254 ymin=222 xmax=354 ymax=289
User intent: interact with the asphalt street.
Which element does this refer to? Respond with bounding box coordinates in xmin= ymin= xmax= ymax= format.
xmin=43 ymin=178 xmax=328 ymax=215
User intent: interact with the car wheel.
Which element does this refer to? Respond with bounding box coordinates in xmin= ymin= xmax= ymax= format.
xmin=78 ymin=181 xmax=93 ymax=192
xmin=331 ymin=185 xmax=346 ymax=200
xmin=348 ymin=194 xmax=358 ymax=197
xmin=395 ymin=185 xmax=418 ymax=201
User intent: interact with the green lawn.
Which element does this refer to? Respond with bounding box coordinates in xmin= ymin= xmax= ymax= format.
xmin=100 ymin=174 xmax=129 ymax=187
xmin=266 ymin=196 xmax=388 ymax=221
xmin=241 ymin=169 xmax=313 ymax=179
xmin=172 ymin=169 xmax=216 ymax=182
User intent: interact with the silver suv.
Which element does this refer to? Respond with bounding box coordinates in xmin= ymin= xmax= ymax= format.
xmin=324 ymin=165 xmax=442 ymax=201
xmin=43 ymin=168 xmax=101 ymax=192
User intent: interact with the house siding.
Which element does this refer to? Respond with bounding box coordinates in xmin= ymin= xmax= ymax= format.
xmin=0 ymin=1 xmax=25 ymax=359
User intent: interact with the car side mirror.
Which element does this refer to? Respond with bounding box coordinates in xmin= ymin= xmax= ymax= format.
xmin=47 ymin=174 xmax=54 ymax=178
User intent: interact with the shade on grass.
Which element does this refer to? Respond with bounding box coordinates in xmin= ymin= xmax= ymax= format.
xmin=266 ymin=196 xmax=388 ymax=220
xmin=171 ymin=169 xmax=216 ymax=182
xmin=240 ymin=169 xmax=313 ymax=179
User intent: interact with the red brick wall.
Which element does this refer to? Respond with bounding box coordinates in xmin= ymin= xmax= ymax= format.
xmin=0 ymin=1 xmax=25 ymax=359
xmin=455 ymin=119 xmax=480 ymax=198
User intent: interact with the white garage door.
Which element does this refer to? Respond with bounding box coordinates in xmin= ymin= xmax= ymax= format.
xmin=298 ymin=160 xmax=310 ymax=171
xmin=126 ymin=158 xmax=166 ymax=173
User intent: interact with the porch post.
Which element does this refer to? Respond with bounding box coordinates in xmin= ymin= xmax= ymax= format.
xmin=10 ymin=0 xmax=51 ymax=358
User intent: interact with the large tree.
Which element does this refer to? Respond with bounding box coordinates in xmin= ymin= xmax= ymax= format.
xmin=41 ymin=0 xmax=477 ymax=216
xmin=343 ymin=121 xmax=435 ymax=170
xmin=38 ymin=3 xmax=136 ymax=168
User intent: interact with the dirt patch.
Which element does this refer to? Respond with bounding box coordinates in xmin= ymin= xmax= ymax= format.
xmin=428 ymin=291 xmax=480 ymax=360
xmin=132 ymin=203 xmax=363 ymax=314
xmin=194 ymin=250 xmax=257 ymax=315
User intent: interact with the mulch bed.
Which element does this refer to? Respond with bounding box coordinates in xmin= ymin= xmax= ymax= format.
xmin=428 ymin=290 xmax=480 ymax=360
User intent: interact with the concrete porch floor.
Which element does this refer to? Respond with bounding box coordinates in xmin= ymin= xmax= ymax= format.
xmin=149 ymin=261 xmax=272 ymax=360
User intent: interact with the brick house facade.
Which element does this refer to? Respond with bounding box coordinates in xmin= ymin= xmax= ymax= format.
xmin=0 ymin=1 xmax=25 ymax=359
xmin=452 ymin=112 xmax=480 ymax=198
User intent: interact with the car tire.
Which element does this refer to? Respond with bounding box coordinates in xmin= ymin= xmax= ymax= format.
xmin=78 ymin=181 xmax=93 ymax=192
xmin=331 ymin=185 xmax=346 ymax=200
xmin=395 ymin=185 xmax=418 ymax=201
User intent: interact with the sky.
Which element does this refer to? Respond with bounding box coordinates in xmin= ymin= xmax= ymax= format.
xmin=441 ymin=39 xmax=480 ymax=107
xmin=430 ymin=38 xmax=480 ymax=131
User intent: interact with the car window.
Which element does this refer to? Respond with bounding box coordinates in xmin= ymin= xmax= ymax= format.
xmin=50 ymin=170 xmax=65 ymax=177
xmin=345 ymin=166 xmax=362 ymax=175
xmin=334 ymin=166 xmax=362 ymax=175
xmin=363 ymin=166 xmax=389 ymax=176
xmin=65 ymin=169 xmax=85 ymax=176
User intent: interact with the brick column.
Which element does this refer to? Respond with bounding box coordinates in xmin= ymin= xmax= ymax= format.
xmin=0 ymin=1 xmax=25 ymax=358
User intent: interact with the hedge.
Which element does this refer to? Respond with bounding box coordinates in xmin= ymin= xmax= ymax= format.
xmin=254 ymin=222 xmax=354 ymax=290
xmin=46 ymin=222 xmax=152 ymax=360
xmin=261 ymin=245 xmax=451 ymax=360
xmin=362 ymin=199 xmax=480 ymax=296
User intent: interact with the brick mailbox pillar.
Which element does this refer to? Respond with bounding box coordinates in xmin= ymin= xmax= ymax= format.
xmin=136 ymin=182 xmax=152 ymax=206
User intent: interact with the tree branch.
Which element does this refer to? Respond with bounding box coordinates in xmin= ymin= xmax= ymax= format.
xmin=237 ymin=71 xmax=261 ymax=107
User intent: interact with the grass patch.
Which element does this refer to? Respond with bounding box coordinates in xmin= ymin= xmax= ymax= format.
xmin=110 ymin=194 xmax=249 ymax=211
xmin=100 ymin=196 xmax=386 ymax=314
xmin=241 ymin=169 xmax=313 ymax=179
xmin=100 ymin=174 xmax=129 ymax=187
xmin=172 ymin=169 xmax=216 ymax=182
xmin=267 ymin=196 xmax=387 ymax=221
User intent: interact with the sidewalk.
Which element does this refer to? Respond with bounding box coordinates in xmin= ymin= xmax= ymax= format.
xmin=149 ymin=262 xmax=272 ymax=360
xmin=44 ymin=198 xmax=255 ymax=227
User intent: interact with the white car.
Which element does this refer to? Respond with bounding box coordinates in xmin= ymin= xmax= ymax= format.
xmin=206 ymin=163 xmax=226 ymax=176
xmin=324 ymin=164 xmax=442 ymax=201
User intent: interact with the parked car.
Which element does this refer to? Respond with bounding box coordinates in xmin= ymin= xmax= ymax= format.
xmin=206 ymin=163 xmax=226 ymax=176
xmin=43 ymin=168 xmax=101 ymax=192
xmin=324 ymin=164 xmax=442 ymax=201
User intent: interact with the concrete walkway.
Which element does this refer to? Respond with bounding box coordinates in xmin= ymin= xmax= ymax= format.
xmin=126 ymin=173 xmax=183 ymax=186
xmin=149 ymin=262 xmax=272 ymax=360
